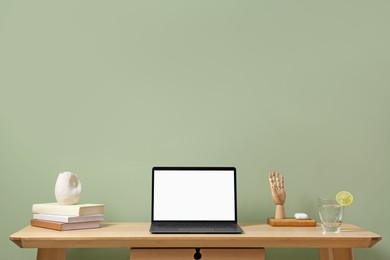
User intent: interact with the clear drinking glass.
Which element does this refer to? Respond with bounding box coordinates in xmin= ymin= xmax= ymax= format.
xmin=318 ymin=197 xmax=344 ymax=233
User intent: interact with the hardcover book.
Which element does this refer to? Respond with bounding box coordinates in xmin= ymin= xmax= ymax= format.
xmin=32 ymin=203 xmax=104 ymax=216
xmin=33 ymin=213 xmax=104 ymax=223
xmin=31 ymin=219 xmax=101 ymax=231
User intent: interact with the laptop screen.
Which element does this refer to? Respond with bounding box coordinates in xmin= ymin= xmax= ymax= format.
xmin=152 ymin=167 xmax=237 ymax=221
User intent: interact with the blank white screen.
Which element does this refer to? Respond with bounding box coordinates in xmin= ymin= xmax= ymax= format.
xmin=153 ymin=169 xmax=236 ymax=221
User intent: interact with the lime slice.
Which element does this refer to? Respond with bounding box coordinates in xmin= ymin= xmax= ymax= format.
xmin=336 ymin=191 xmax=353 ymax=206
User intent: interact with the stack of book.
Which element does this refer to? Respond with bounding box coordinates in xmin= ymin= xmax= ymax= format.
xmin=31 ymin=203 xmax=105 ymax=231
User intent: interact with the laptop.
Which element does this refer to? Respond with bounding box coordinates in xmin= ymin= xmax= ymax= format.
xmin=150 ymin=167 xmax=243 ymax=234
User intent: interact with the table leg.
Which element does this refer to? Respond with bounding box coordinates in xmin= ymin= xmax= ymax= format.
xmin=320 ymin=248 xmax=354 ymax=260
xmin=37 ymin=248 xmax=67 ymax=260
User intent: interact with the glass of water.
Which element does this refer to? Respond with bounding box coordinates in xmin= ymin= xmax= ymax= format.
xmin=318 ymin=197 xmax=344 ymax=233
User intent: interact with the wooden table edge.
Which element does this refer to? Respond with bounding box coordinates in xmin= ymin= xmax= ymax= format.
xmin=9 ymin=237 xmax=23 ymax=248
xmin=9 ymin=222 xmax=382 ymax=249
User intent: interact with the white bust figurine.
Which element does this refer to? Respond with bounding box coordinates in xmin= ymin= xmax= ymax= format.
xmin=55 ymin=171 xmax=82 ymax=205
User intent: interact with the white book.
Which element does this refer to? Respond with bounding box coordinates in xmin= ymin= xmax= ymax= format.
xmin=32 ymin=203 xmax=104 ymax=216
xmin=33 ymin=213 xmax=104 ymax=223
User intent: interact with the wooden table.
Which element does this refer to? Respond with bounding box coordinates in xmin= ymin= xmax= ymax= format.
xmin=10 ymin=222 xmax=381 ymax=260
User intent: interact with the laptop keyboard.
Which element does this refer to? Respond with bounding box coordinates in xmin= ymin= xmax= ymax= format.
xmin=155 ymin=222 xmax=236 ymax=229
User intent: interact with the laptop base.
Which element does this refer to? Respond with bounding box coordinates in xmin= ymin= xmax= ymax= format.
xmin=150 ymin=222 xmax=243 ymax=234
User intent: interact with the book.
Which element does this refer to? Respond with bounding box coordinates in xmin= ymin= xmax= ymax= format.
xmin=31 ymin=219 xmax=100 ymax=231
xmin=32 ymin=203 xmax=104 ymax=216
xmin=33 ymin=213 xmax=104 ymax=223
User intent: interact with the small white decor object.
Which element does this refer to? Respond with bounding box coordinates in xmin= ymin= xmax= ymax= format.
xmin=294 ymin=213 xmax=309 ymax=220
xmin=55 ymin=171 xmax=82 ymax=205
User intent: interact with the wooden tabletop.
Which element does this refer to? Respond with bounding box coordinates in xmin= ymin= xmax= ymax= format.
xmin=10 ymin=222 xmax=381 ymax=249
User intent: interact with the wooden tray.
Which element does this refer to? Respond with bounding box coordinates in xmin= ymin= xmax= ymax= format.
xmin=267 ymin=217 xmax=316 ymax=227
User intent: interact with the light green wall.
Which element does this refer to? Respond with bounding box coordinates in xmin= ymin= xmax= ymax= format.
xmin=1 ymin=1 xmax=389 ymax=259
